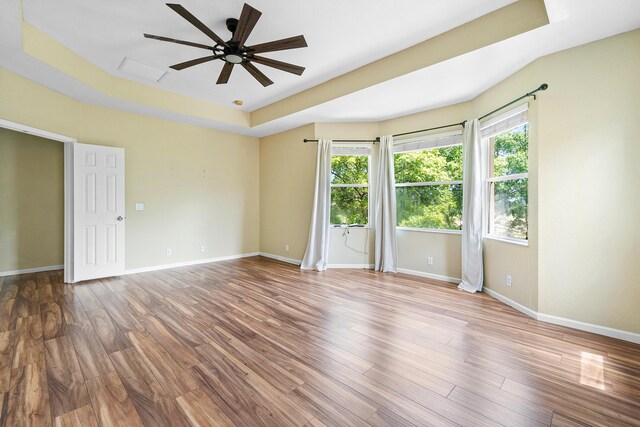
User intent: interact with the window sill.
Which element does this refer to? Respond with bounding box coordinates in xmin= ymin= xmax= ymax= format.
xmin=483 ymin=235 xmax=529 ymax=247
xmin=397 ymin=227 xmax=462 ymax=235
xmin=331 ymin=225 xmax=371 ymax=229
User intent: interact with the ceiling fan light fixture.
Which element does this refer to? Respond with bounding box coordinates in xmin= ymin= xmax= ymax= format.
xmin=224 ymin=53 xmax=244 ymax=64
xmin=145 ymin=3 xmax=307 ymax=87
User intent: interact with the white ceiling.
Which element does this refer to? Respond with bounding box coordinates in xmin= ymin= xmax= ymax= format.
xmin=21 ymin=0 xmax=517 ymax=111
xmin=2 ymin=0 xmax=640 ymax=137
xmin=249 ymin=0 xmax=640 ymax=136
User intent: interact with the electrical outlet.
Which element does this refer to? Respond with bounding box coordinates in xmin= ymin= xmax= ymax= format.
xmin=506 ymin=275 xmax=512 ymax=286
xmin=427 ymin=257 xmax=433 ymax=266
xmin=166 ymin=249 xmax=172 ymax=256
xmin=285 ymin=244 xmax=290 ymax=252
xmin=200 ymin=246 xmax=205 ymax=253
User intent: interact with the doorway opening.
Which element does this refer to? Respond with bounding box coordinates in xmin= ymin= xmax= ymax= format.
xmin=0 ymin=119 xmax=76 ymax=282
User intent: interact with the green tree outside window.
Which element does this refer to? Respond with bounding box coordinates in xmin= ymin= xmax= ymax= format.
xmin=489 ymin=124 xmax=529 ymax=239
xmin=331 ymin=155 xmax=369 ymax=225
xmin=394 ymin=145 xmax=463 ymax=230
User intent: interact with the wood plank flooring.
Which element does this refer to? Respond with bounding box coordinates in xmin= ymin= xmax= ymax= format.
xmin=0 ymin=256 xmax=639 ymax=426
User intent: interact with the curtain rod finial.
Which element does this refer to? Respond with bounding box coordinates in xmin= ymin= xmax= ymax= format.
xmin=540 ymin=83 xmax=548 ymax=90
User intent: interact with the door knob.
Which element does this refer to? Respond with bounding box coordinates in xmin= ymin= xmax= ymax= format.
xmin=117 ymin=216 xmax=125 ymax=221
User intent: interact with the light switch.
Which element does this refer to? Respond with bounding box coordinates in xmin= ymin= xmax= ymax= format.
xmin=135 ymin=203 xmax=144 ymax=211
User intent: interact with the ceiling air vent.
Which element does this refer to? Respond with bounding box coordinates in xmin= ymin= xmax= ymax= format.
xmin=118 ymin=57 xmax=167 ymax=82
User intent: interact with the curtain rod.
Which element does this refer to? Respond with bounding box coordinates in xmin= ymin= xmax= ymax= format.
xmin=303 ymin=139 xmax=377 ymax=143
xmin=391 ymin=121 xmax=467 ymax=139
xmin=478 ymin=83 xmax=548 ymax=121
xmin=302 ymin=83 xmax=549 ymax=144
xmin=390 ymin=83 xmax=549 ymax=139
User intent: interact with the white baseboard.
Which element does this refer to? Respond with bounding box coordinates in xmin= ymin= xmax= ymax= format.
xmin=398 ymin=268 xmax=462 ymax=284
xmin=536 ymin=313 xmax=640 ymax=345
xmin=124 ymin=252 xmax=259 ymax=275
xmin=259 ymin=254 xmax=373 ymax=270
xmin=483 ymin=287 xmax=538 ymax=319
xmin=483 ymin=287 xmax=640 ymax=345
xmin=0 ymin=265 xmax=64 ymax=277
xmin=259 ymin=252 xmax=302 ymax=265
xmin=327 ymin=263 xmax=374 ymax=269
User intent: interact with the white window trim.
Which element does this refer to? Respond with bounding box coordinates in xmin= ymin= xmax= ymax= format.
xmin=397 ymin=227 xmax=462 ymax=235
xmin=483 ymin=234 xmax=529 ymax=247
xmin=486 ymin=173 xmax=528 ymax=183
xmin=330 ymin=153 xmax=371 ymax=226
xmin=331 ymin=183 xmax=368 ymax=188
xmin=396 ymin=180 xmax=463 ymax=187
xmin=393 ymin=130 xmax=463 ymax=154
xmin=484 ymin=105 xmax=529 ymax=242
xmin=480 ymin=102 xmax=528 ymax=137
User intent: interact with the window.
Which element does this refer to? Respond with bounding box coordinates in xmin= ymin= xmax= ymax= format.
xmin=394 ymin=132 xmax=463 ymax=230
xmin=330 ymin=149 xmax=369 ymax=226
xmin=484 ymin=106 xmax=529 ymax=240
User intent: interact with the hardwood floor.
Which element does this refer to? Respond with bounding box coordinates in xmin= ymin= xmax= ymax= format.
xmin=0 ymin=256 xmax=639 ymax=426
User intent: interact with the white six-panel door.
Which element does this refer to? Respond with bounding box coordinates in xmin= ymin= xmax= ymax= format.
xmin=74 ymin=143 xmax=125 ymax=281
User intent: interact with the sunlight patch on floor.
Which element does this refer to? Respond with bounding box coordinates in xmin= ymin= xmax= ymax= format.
xmin=579 ymin=351 xmax=605 ymax=390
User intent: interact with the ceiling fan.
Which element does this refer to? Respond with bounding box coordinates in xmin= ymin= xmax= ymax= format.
xmin=144 ymin=3 xmax=308 ymax=87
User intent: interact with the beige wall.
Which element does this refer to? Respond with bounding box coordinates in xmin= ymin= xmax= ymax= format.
xmin=259 ymin=124 xmax=316 ymax=260
xmin=0 ymin=69 xmax=260 ymax=271
xmin=535 ymin=30 xmax=640 ymax=333
xmin=259 ymin=29 xmax=640 ymax=334
xmin=259 ymin=122 xmax=378 ymax=266
xmin=483 ymin=238 xmax=535 ymax=307
xmin=397 ymin=230 xmax=461 ymax=280
xmin=468 ymin=29 xmax=640 ymax=333
xmin=2 ymin=28 xmax=638 ymax=334
xmin=0 ymin=129 xmax=64 ymax=271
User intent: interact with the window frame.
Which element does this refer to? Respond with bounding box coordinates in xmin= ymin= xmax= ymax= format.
xmin=482 ymin=105 xmax=529 ymax=244
xmin=330 ymin=153 xmax=371 ymax=227
xmin=393 ymin=133 xmax=464 ymax=233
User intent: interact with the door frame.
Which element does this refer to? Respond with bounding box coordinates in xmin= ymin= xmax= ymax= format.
xmin=0 ymin=119 xmax=77 ymax=283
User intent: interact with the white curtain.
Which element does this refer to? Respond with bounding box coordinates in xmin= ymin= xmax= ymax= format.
xmin=301 ymin=139 xmax=332 ymax=271
xmin=459 ymin=119 xmax=485 ymax=292
xmin=374 ymin=135 xmax=398 ymax=272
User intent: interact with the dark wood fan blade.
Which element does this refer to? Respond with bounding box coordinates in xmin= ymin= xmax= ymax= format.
xmin=144 ymin=33 xmax=215 ymax=51
xmin=170 ymin=55 xmax=222 ymax=70
xmin=241 ymin=62 xmax=273 ymax=86
xmin=248 ymin=55 xmax=304 ymax=76
xmin=166 ymin=3 xmax=229 ymax=47
xmin=217 ymin=62 xmax=234 ymax=84
xmin=232 ymin=3 xmax=262 ymax=46
xmin=247 ymin=35 xmax=307 ymax=54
